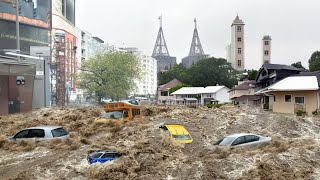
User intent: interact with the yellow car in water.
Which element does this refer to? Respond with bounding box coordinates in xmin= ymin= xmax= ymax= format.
xmin=159 ymin=124 xmax=193 ymax=144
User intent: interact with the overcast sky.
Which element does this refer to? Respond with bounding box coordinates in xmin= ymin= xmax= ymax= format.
xmin=76 ymin=0 xmax=320 ymax=70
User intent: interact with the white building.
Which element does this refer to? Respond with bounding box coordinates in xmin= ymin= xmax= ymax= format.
xmin=171 ymin=86 xmax=230 ymax=106
xmin=119 ymin=47 xmax=158 ymax=97
xmin=262 ymin=35 xmax=272 ymax=65
xmin=81 ymin=30 xmax=107 ymax=61
xmin=199 ymin=86 xmax=230 ymax=105
xmin=226 ymin=15 xmax=245 ymax=71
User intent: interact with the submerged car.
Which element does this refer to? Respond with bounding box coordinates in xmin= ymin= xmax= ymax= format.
xmin=87 ymin=150 xmax=122 ymax=164
xmin=209 ymin=133 xmax=271 ymax=149
xmin=159 ymin=124 xmax=193 ymax=144
xmin=9 ymin=126 xmax=69 ymax=141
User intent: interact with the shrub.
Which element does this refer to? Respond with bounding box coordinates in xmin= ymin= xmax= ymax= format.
xmin=295 ymin=108 xmax=306 ymax=116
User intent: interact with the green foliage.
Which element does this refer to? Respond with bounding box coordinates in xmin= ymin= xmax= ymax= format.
xmin=159 ymin=57 xmax=239 ymax=88
xmin=308 ymin=51 xmax=320 ymax=72
xmin=291 ymin=61 xmax=306 ymax=70
xmin=169 ymin=84 xmax=191 ymax=94
xmin=295 ymin=108 xmax=306 ymax=116
xmin=247 ymin=69 xmax=258 ymax=80
xmin=77 ymin=51 xmax=140 ymax=103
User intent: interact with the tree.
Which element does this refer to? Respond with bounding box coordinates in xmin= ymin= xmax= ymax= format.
xmin=183 ymin=58 xmax=239 ymax=88
xmin=77 ymin=51 xmax=140 ymax=103
xmin=308 ymin=51 xmax=320 ymax=72
xmin=169 ymin=84 xmax=191 ymax=94
xmin=291 ymin=61 xmax=306 ymax=70
xmin=247 ymin=69 xmax=258 ymax=80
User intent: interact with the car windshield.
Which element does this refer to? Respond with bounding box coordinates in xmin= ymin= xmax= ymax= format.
xmin=102 ymin=111 xmax=123 ymax=119
xmin=90 ymin=153 xmax=103 ymax=158
xmin=214 ymin=137 xmax=236 ymax=146
xmin=172 ymin=134 xmax=191 ymax=140
xmin=51 ymin=127 xmax=69 ymax=137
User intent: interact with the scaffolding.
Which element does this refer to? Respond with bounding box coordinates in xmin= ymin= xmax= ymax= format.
xmin=51 ymin=32 xmax=66 ymax=106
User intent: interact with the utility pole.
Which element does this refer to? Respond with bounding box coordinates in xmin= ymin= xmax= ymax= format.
xmin=15 ymin=0 xmax=20 ymax=61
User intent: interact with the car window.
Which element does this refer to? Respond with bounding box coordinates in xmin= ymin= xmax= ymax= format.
xmin=28 ymin=129 xmax=45 ymax=138
xmin=51 ymin=127 xmax=69 ymax=137
xmin=215 ymin=137 xmax=235 ymax=146
xmin=232 ymin=136 xmax=246 ymax=146
xmin=14 ymin=130 xmax=29 ymax=138
xmin=102 ymin=111 xmax=123 ymax=119
xmin=172 ymin=134 xmax=192 ymax=140
xmin=245 ymin=135 xmax=260 ymax=143
xmin=160 ymin=126 xmax=170 ymax=134
xmin=102 ymin=153 xmax=117 ymax=158
xmin=90 ymin=153 xmax=103 ymax=158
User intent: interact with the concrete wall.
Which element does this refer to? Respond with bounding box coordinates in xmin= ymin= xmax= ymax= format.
xmin=272 ymin=91 xmax=318 ymax=115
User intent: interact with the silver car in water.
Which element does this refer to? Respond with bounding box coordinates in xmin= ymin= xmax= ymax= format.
xmin=9 ymin=126 xmax=70 ymax=141
xmin=207 ymin=133 xmax=272 ymax=149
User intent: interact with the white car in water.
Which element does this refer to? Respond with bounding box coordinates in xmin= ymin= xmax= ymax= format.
xmin=9 ymin=126 xmax=70 ymax=141
xmin=207 ymin=133 xmax=272 ymax=149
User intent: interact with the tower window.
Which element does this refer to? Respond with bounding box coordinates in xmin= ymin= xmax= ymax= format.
xmin=264 ymin=60 xmax=269 ymax=64
xmin=237 ymin=37 xmax=242 ymax=42
xmin=238 ymin=60 xmax=241 ymax=67
xmin=238 ymin=48 xmax=242 ymax=54
xmin=237 ymin=26 xmax=242 ymax=32
xmin=265 ymin=41 xmax=269 ymax=45
xmin=265 ymin=50 xmax=269 ymax=56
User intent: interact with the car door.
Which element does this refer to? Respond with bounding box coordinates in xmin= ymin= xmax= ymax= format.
xmin=100 ymin=153 xmax=115 ymax=163
xmin=244 ymin=135 xmax=260 ymax=147
xmin=231 ymin=136 xmax=246 ymax=147
xmin=28 ymin=129 xmax=45 ymax=139
xmin=13 ymin=129 xmax=30 ymax=140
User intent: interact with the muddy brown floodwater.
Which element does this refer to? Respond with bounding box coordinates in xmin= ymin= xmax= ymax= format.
xmin=0 ymin=105 xmax=320 ymax=179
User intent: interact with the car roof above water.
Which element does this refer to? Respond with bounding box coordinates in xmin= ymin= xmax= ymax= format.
xmin=225 ymin=133 xmax=260 ymax=138
xmin=25 ymin=126 xmax=64 ymax=130
xmin=95 ymin=150 xmax=118 ymax=153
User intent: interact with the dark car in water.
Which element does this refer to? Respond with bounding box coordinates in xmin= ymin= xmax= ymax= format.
xmin=87 ymin=150 xmax=122 ymax=164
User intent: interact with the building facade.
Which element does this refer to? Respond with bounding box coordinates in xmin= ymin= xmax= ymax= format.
xmin=227 ymin=15 xmax=245 ymax=71
xmin=51 ymin=0 xmax=78 ymax=105
xmin=80 ymin=30 xmax=107 ymax=61
xmin=0 ymin=0 xmax=52 ymax=115
xmin=119 ymin=47 xmax=157 ymax=97
xmin=262 ymin=35 xmax=272 ymax=65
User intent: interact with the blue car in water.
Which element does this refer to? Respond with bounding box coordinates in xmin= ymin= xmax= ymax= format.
xmin=87 ymin=150 xmax=122 ymax=164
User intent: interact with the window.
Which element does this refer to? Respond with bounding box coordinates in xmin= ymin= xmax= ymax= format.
xmin=238 ymin=48 xmax=242 ymax=54
xmin=28 ymin=129 xmax=45 ymax=138
xmin=51 ymin=128 xmax=69 ymax=137
xmin=285 ymin=95 xmax=291 ymax=102
xmin=274 ymin=96 xmax=276 ymax=102
xmin=245 ymin=135 xmax=260 ymax=143
xmin=102 ymin=153 xmax=118 ymax=158
xmin=237 ymin=26 xmax=242 ymax=32
xmin=232 ymin=136 xmax=246 ymax=146
xmin=265 ymin=41 xmax=269 ymax=45
xmin=264 ymin=50 xmax=269 ymax=56
xmin=264 ymin=60 xmax=269 ymax=64
xmin=91 ymin=153 xmax=103 ymax=158
xmin=295 ymin=97 xmax=305 ymax=104
xmin=61 ymin=0 xmax=65 ymax=16
xmin=123 ymin=110 xmax=129 ymax=118
xmin=132 ymin=109 xmax=141 ymax=117
xmin=238 ymin=60 xmax=241 ymax=67
xmin=237 ymin=37 xmax=242 ymax=42
xmin=14 ymin=130 xmax=29 ymax=139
